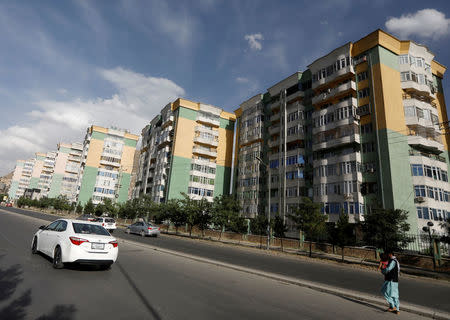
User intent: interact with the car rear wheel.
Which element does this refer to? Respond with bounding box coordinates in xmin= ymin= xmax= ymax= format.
xmin=109 ymin=230 xmax=114 ymax=234
xmin=53 ymin=246 xmax=64 ymax=269
xmin=31 ymin=237 xmax=38 ymax=254
xmin=140 ymin=230 xmax=146 ymax=237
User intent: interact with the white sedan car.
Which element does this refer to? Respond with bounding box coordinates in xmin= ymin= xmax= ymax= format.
xmin=93 ymin=217 xmax=117 ymax=233
xmin=31 ymin=219 xmax=118 ymax=269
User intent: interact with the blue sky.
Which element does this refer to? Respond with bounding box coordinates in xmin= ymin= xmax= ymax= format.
xmin=1 ymin=0 xmax=450 ymax=175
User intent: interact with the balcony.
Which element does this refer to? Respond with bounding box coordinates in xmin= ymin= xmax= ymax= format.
xmin=312 ymin=116 xmax=359 ymax=135
xmin=401 ymin=81 xmax=434 ymax=97
xmin=268 ymin=138 xmax=279 ymax=148
xmin=269 ymin=125 xmax=280 ymax=135
xmin=312 ymin=81 xmax=356 ymax=105
xmin=162 ymin=115 xmax=174 ymax=128
xmin=195 ymin=126 xmax=219 ymax=137
xmin=68 ymin=155 xmax=81 ymax=162
xmin=270 ymin=113 xmax=280 ymax=122
xmin=99 ymin=159 xmax=121 ymax=167
xmin=312 ymin=134 xmax=360 ymax=151
xmin=194 ymin=136 xmax=219 ymax=147
xmin=192 ymin=147 xmax=217 ymax=158
xmin=196 ymin=115 xmax=220 ymax=127
xmin=407 ymin=135 xmax=444 ymax=153
xmin=312 ymin=65 xmax=355 ymax=90
xmin=404 ymin=116 xmax=439 ymax=131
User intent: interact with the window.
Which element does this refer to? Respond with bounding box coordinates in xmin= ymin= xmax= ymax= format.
xmin=424 ymin=165 xmax=432 ymax=178
xmin=400 ymin=71 xmax=411 ymax=82
xmin=414 ymin=185 xmax=426 ymax=197
xmin=357 ymin=71 xmax=368 ymax=81
xmin=360 ymin=123 xmax=373 ymax=134
xmin=411 ymin=164 xmax=423 ymax=176
xmin=73 ymin=223 xmax=110 ymax=235
xmin=356 ymin=104 xmax=370 ymax=116
xmin=55 ymin=221 xmax=67 ymax=232
xmin=358 ymin=88 xmax=370 ymax=98
xmin=404 ymin=106 xmax=416 ymax=117
xmin=362 ymin=142 xmax=375 ymax=153
xmin=46 ymin=221 xmax=62 ymax=231
xmin=399 ymin=55 xmax=409 ymax=64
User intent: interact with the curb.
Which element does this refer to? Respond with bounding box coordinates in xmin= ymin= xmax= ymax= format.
xmin=119 ymin=237 xmax=450 ymax=320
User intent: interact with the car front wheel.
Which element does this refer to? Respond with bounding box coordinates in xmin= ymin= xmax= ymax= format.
xmin=53 ymin=246 xmax=64 ymax=269
xmin=140 ymin=230 xmax=146 ymax=237
xmin=31 ymin=237 xmax=38 ymax=254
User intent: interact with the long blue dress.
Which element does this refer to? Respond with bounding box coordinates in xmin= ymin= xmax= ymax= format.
xmin=381 ymin=259 xmax=400 ymax=310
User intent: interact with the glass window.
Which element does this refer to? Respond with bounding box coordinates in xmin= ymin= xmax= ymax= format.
xmin=411 ymin=164 xmax=423 ymax=176
xmin=46 ymin=221 xmax=61 ymax=231
xmin=72 ymin=223 xmax=110 ymax=235
xmin=399 ymin=55 xmax=409 ymax=64
xmin=55 ymin=221 xmax=67 ymax=232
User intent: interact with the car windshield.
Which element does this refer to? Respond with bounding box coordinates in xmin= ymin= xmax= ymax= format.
xmin=105 ymin=218 xmax=115 ymax=223
xmin=72 ymin=223 xmax=110 ymax=236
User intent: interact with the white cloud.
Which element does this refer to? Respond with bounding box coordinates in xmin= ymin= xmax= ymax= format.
xmin=385 ymin=9 xmax=450 ymax=40
xmin=0 ymin=67 xmax=185 ymax=175
xmin=245 ymin=33 xmax=264 ymax=51
xmin=235 ymin=77 xmax=249 ymax=84
xmin=320 ymin=20 xmax=328 ymax=25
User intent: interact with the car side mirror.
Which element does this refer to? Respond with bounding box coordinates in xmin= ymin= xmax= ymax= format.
xmin=39 ymin=225 xmax=46 ymax=230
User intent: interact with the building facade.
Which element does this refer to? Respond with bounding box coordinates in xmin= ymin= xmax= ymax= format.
xmin=77 ymin=125 xmax=139 ymax=205
xmin=134 ymin=98 xmax=235 ymax=203
xmin=234 ymin=29 xmax=450 ymax=233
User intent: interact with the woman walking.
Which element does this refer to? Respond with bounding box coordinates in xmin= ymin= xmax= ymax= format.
xmin=381 ymin=252 xmax=400 ymax=314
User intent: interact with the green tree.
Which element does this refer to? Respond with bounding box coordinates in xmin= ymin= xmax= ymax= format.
xmin=102 ymin=198 xmax=118 ymax=217
xmin=288 ymin=197 xmax=327 ymax=257
xmin=163 ymin=199 xmax=186 ymax=234
xmin=363 ymin=208 xmax=412 ymax=252
xmin=440 ymin=217 xmax=450 ymax=244
xmin=211 ymin=195 xmax=242 ymax=239
xmin=83 ymin=198 xmax=95 ymax=215
xmin=272 ymin=214 xmax=288 ymax=251
xmin=250 ymin=214 xmax=269 ymax=249
xmin=335 ymin=213 xmax=354 ymax=262
xmin=95 ymin=203 xmax=106 ymax=216
xmin=76 ymin=203 xmax=83 ymax=214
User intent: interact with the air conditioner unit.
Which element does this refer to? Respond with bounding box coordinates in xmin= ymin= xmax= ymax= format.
xmin=415 ymin=196 xmax=425 ymax=203
xmin=354 ymin=114 xmax=360 ymax=120
xmin=343 ymin=193 xmax=353 ymax=200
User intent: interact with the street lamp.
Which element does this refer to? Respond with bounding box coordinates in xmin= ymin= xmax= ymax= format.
xmin=422 ymin=221 xmax=435 ymax=270
xmin=256 ymin=156 xmax=271 ymax=250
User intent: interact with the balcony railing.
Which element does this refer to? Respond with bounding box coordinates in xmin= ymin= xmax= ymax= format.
xmin=192 ymin=147 xmax=217 ymax=158
xmin=196 ymin=115 xmax=220 ymax=127
xmin=194 ymin=136 xmax=219 ymax=147
xmin=312 ymin=81 xmax=356 ymax=105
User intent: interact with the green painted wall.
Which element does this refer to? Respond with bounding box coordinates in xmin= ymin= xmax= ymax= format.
xmin=59 ymin=147 xmax=71 ymax=154
xmin=369 ymin=45 xmax=399 ymax=70
xmin=78 ymin=166 xmax=98 ymax=205
xmin=178 ymin=107 xmax=198 ymax=121
xmin=166 ymin=155 xmax=191 ymax=200
xmin=219 ymin=118 xmax=235 ymax=130
xmin=378 ymin=129 xmax=417 ymax=231
xmin=214 ymin=165 xmax=232 ymax=196
xmin=48 ymin=173 xmax=63 ymax=198
xmin=92 ymin=131 xmax=106 ymax=140
xmin=117 ymin=172 xmax=131 ymax=203
xmin=8 ymin=181 xmax=19 ymax=199
xmin=28 ymin=177 xmax=39 ymax=189
xmin=124 ymin=138 xmax=138 ymax=147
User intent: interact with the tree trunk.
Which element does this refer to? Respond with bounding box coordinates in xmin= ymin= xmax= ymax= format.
xmin=341 ymin=246 xmax=345 ymax=262
xmin=175 ymin=226 xmax=178 ymax=235
xmin=260 ymin=234 xmax=262 ymax=249
xmin=189 ymin=225 xmax=192 ymax=238
xmin=281 ymin=237 xmax=284 ymax=252
xmin=219 ymin=229 xmax=223 ymax=241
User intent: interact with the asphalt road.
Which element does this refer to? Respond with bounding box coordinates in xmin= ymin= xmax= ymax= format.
xmin=2 ymin=206 xmax=450 ymax=315
xmin=0 ymin=209 xmax=428 ymax=320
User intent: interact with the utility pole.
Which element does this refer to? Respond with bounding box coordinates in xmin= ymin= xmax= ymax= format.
xmin=256 ymin=156 xmax=271 ymax=249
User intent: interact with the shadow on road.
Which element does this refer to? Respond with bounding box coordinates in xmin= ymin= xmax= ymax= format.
xmin=116 ymin=261 xmax=162 ymax=320
xmin=0 ymin=255 xmax=77 ymax=320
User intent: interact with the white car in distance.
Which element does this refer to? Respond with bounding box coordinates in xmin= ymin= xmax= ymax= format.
xmin=31 ymin=219 xmax=118 ymax=269
xmin=93 ymin=217 xmax=117 ymax=233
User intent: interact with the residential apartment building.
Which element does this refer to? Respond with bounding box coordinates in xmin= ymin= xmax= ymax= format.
xmin=234 ymin=29 xmax=450 ymax=233
xmin=134 ymin=98 xmax=235 ymax=203
xmin=47 ymin=142 xmax=83 ymax=201
xmin=37 ymin=151 xmax=57 ymax=198
xmin=77 ymin=125 xmax=139 ymax=205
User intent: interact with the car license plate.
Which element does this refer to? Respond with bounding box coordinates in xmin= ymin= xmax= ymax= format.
xmin=91 ymin=243 xmax=104 ymax=250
